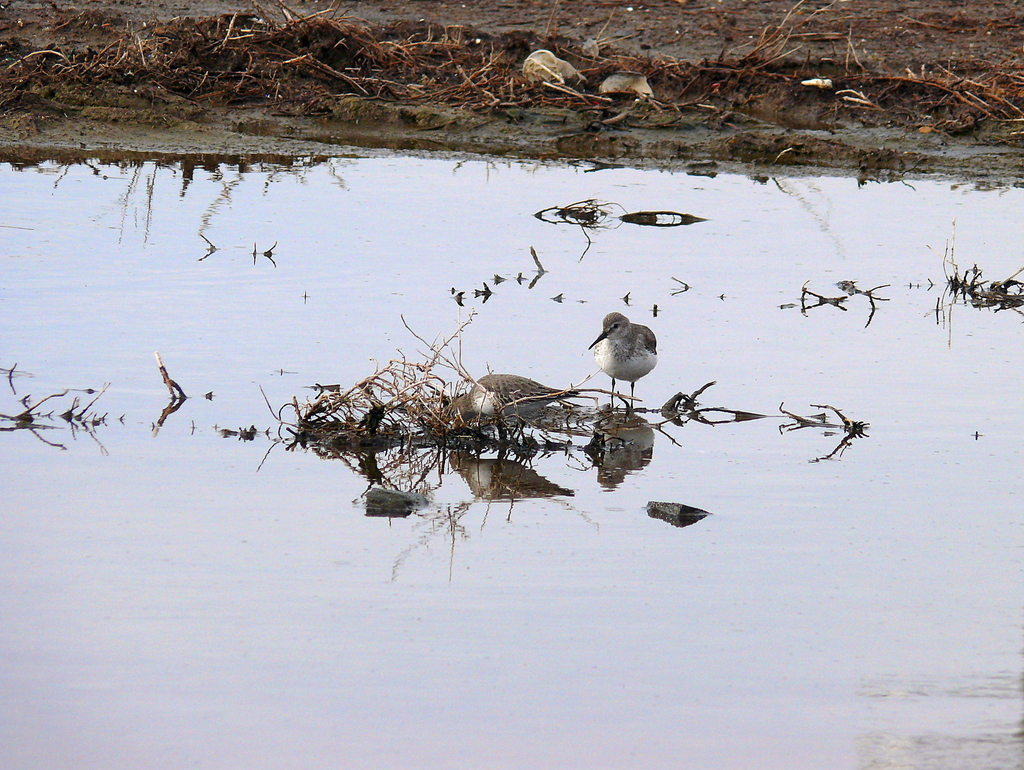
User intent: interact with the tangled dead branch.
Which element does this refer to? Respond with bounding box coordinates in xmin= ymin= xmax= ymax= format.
xmin=936 ymin=229 xmax=1024 ymax=318
xmin=0 ymin=373 xmax=110 ymax=451
xmin=801 ymin=279 xmax=890 ymax=327
xmin=659 ymin=381 xmax=767 ymax=427
xmin=944 ymin=260 xmax=1024 ymax=314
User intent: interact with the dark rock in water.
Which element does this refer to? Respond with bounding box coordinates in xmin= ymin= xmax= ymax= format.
xmin=646 ymin=501 xmax=711 ymax=528
xmin=365 ymin=487 xmax=429 ymax=517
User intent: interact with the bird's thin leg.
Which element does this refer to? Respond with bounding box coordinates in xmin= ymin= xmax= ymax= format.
xmin=611 ymin=377 xmax=617 ymax=408
xmin=627 ymin=381 xmax=636 ymax=413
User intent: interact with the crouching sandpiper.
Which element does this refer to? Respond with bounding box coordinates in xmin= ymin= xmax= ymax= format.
xmin=450 ymin=373 xmax=580 ymax=421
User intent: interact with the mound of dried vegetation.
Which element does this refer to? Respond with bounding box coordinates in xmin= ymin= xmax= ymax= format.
xmin=3 ymin=2 xmax=1024 ymax=141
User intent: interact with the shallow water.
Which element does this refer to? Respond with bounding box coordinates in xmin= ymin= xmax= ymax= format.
xmin=3 ymin=154 xmax=1024 ymax=770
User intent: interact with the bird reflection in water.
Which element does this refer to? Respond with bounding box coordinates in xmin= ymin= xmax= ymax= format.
xmin=449 ymin=452 xmax=575 ymax=502
xmin=585 ymin=412 xmax=656 ymax=489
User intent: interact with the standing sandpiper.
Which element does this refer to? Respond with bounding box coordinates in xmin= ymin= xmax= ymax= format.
xmin=589 ymin=312 xmax=658 ymax=411
xmin=450 ymin=373 xmax=580 ymax=421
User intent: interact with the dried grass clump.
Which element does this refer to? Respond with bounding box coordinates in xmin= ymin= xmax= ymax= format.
xmin=293 ymin=358 xmax=453 ymax=440
xmin=281 ymin=316 xmax=478 ymax=450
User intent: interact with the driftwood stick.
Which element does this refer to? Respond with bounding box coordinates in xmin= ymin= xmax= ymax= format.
xmin=155 ymin=351 xmax=187 ymax=401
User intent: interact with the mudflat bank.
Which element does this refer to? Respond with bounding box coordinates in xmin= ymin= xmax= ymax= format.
xmin=2 ymin=1 xmax=1023 ymax=181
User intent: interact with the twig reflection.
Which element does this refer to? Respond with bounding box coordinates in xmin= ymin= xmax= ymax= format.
xmin=779 ymin=402 xmax=869 ymax=461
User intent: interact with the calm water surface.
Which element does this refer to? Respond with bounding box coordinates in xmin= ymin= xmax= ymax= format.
xmin=2 ymin=154 xmax=1024 ymax=769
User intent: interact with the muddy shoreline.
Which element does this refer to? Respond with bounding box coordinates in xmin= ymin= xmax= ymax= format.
xmin=2 ymin=1 xmax=1024 ymax=182
xmin=1 ymin=108 xmax=1017 ymax=186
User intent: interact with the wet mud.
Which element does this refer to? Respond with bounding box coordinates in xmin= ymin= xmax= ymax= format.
xmin=2 ymin=1 xmax=1024 ymax=181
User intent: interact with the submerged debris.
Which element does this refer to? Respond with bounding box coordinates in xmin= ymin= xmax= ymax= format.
xmin=534 ymin=199 xmax=705 ymax=257
xmin=153 ymin=350 xmax=186 ymax=434
xmin=935 ymin=233 xmax=1024 ymax=326
xmin=618 ymin=211 xmax=706 ymax=227
xmin=535 ymin=199 xmax=705 ymax=229
xmin=534 ymin=199 xmax=614 ymax=228
xmin=646 ymin=501 xmax=711 ymax=528
xmin=217 ymin=425 xmax=265 ymax=441
xmin=365 ymin=487 xmax=430 ymax=517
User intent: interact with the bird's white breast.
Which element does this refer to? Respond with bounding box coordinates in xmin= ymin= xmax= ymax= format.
xmin=593 ymin=338 xmax=657 ymax=382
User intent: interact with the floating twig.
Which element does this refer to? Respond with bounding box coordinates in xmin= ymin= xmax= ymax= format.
xmin=670 ymin=277 xmax=691 ymax=295
xmin=198 ymin=232 xmax=217 ymax=260
xmin=529 ymin=245 xmax=547 ymax=274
